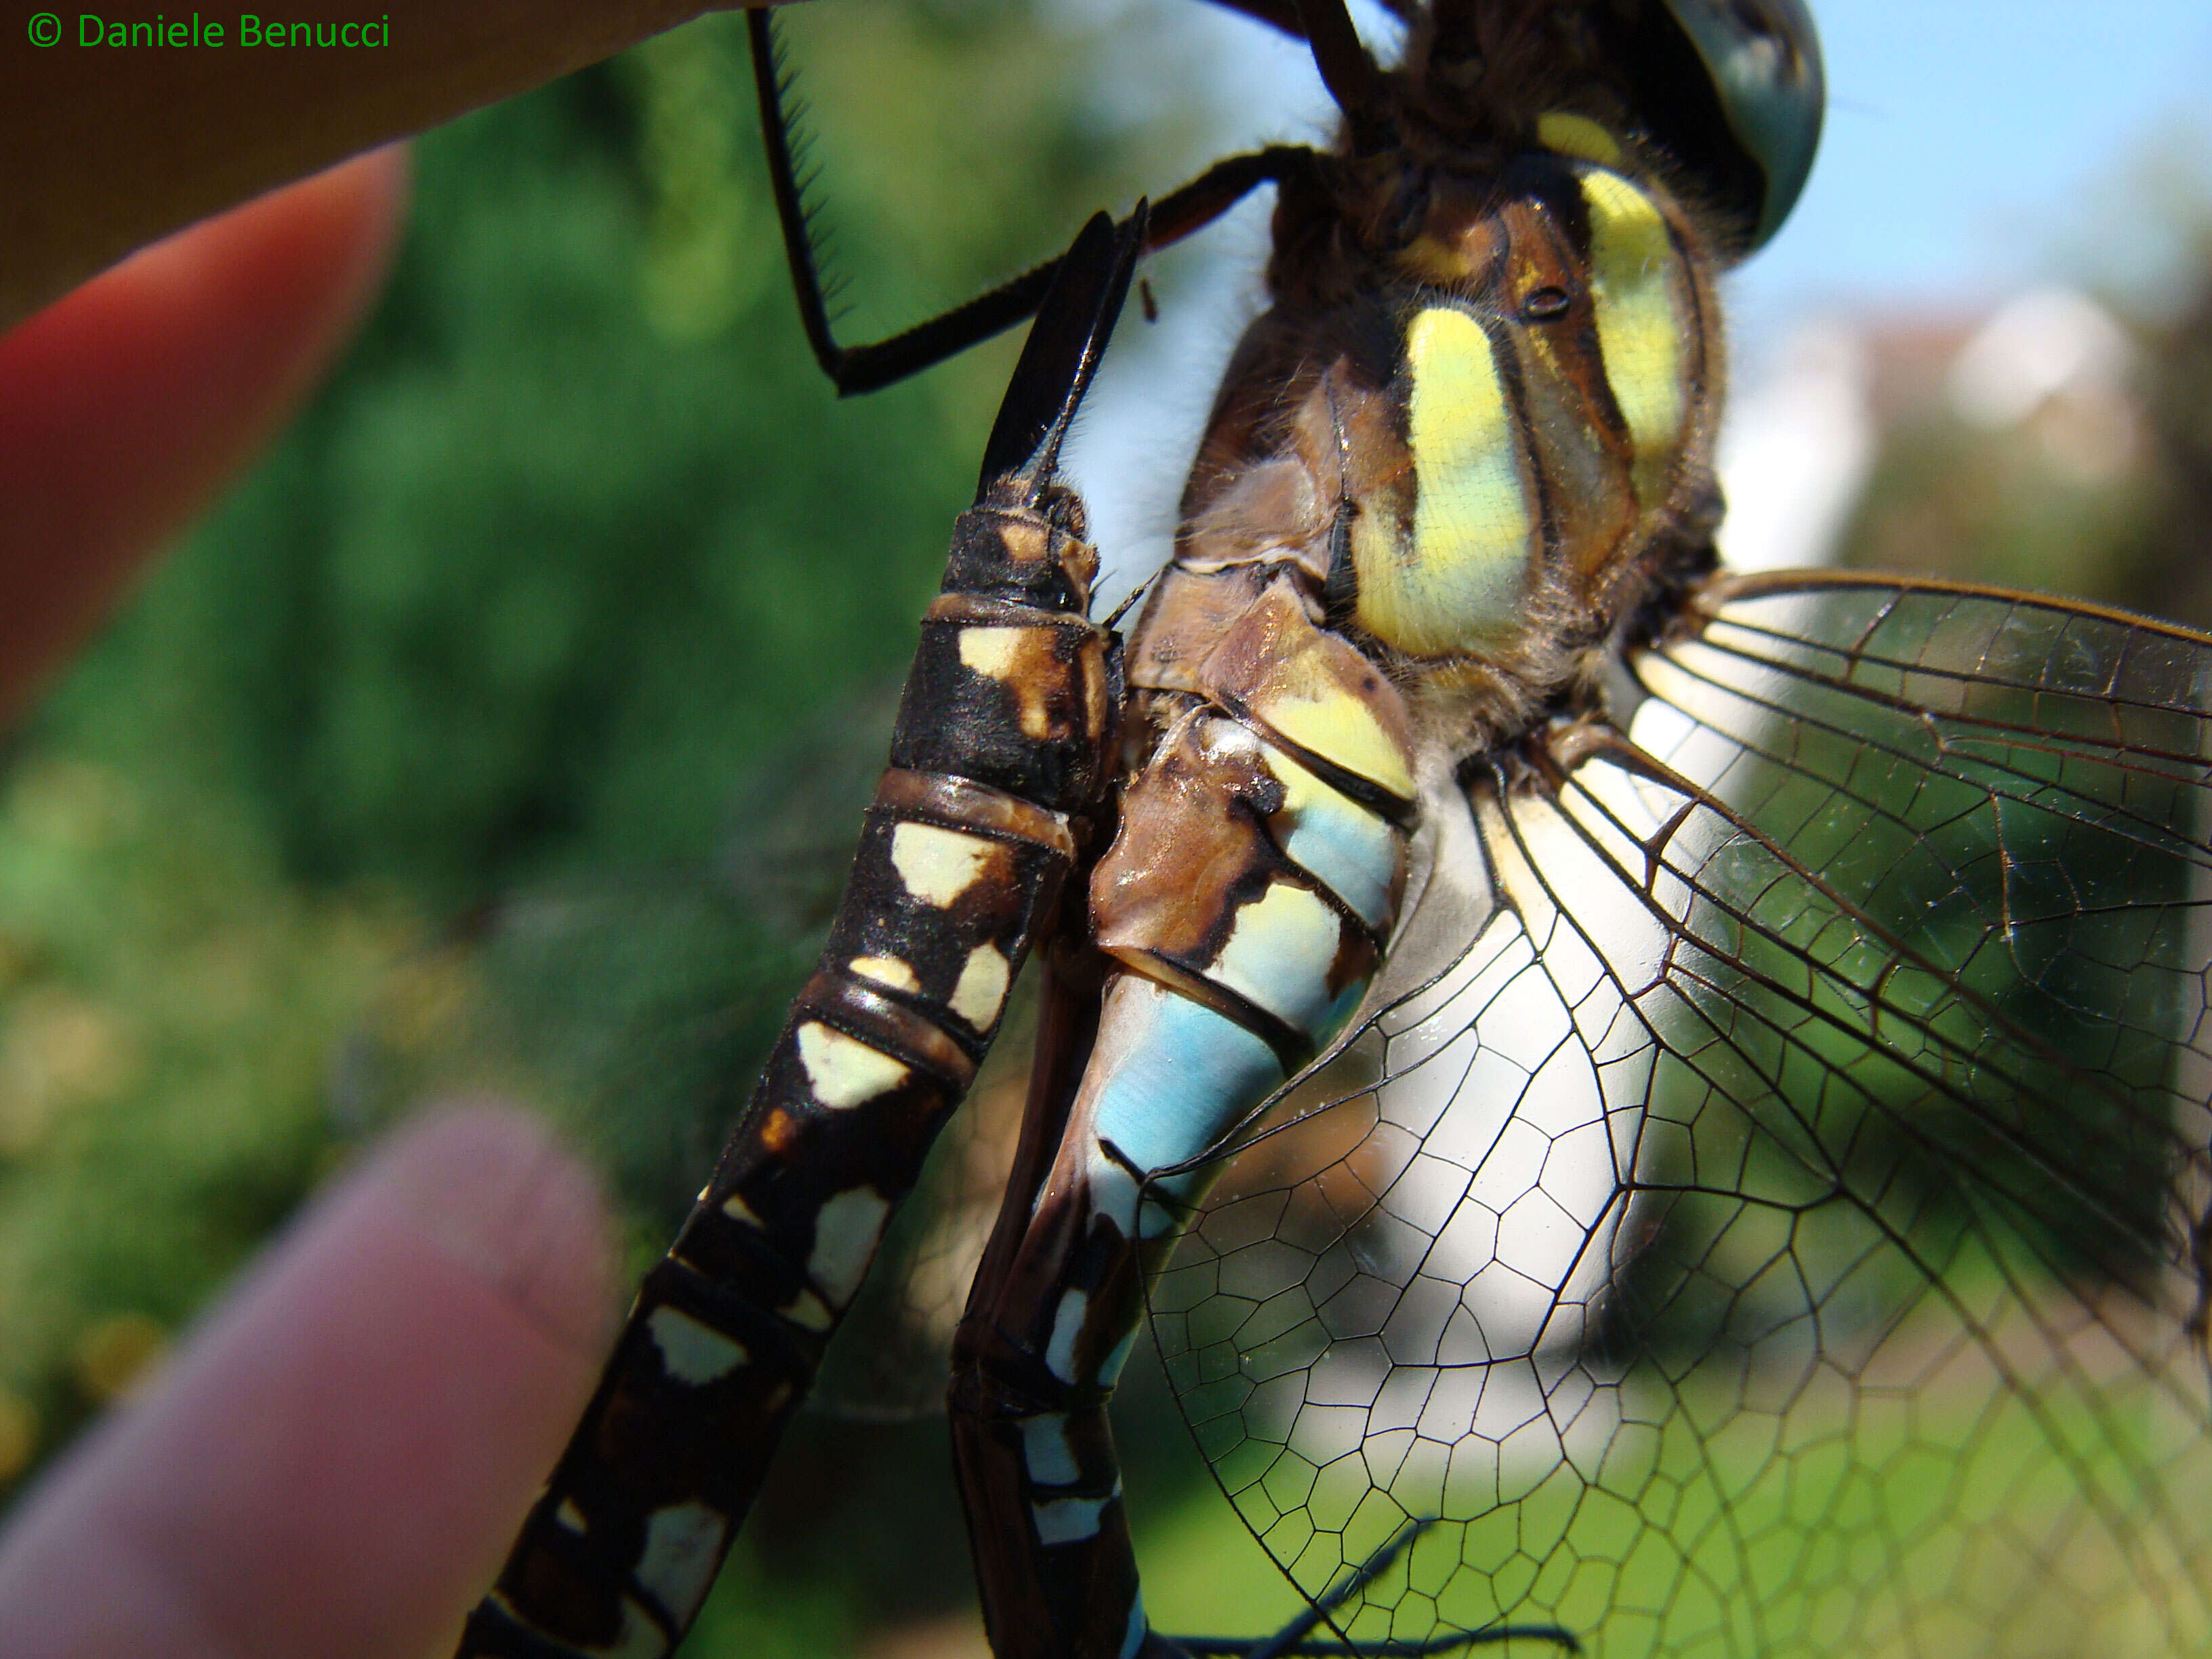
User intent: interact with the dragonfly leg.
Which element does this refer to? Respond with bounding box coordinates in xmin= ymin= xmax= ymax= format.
xmin=1158 ymin=1519 xmax=1582 ymax=1658
xmin=747 ymin=7 xmax=1311 ymax=394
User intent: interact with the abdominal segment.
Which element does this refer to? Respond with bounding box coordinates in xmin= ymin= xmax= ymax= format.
xmin=950 ymin=571 xmax=1415 ymax=1659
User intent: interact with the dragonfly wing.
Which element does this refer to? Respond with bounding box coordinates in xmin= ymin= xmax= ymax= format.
xmin=335 ymin=690 xmax=1027 ymax=1420
xmin=335 ymin=869 xmax=806 ymax=1239
xmin=1152 ymin=575 xmax=2212 ymax=1656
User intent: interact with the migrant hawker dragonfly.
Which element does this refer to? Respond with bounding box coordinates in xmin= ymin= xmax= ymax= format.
xmin=447 ymin=2 xmax=2212 ymax=1656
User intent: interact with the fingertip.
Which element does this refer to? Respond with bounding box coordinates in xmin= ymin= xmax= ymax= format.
xmin=0 ymin=145 xmax=409 ymax=729
xmin=0 ymin=1098 xmax=621 ymax=1659
xmin=365 ymin=1098 xmax=626 ymax=1359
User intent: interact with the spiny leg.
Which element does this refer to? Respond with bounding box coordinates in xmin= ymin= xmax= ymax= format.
xmin=745 ymin=7 xmax=1311 ymax=395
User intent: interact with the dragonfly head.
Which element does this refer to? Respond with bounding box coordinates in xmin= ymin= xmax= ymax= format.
xmin=1370 ymin=0 xmax=1822 ymax=260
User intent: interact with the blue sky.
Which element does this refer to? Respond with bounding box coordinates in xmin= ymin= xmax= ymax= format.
xmin=1153 ymin=0 xmax=2212 ymax=340
xmin=1732 ymin=0 xmax=2212 ymax=354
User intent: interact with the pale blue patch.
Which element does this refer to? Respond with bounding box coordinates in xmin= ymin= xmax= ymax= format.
xmin=634 ymin=1500 xmax=726 ymax=1628
xmin=645 ymin=1306 xmax=747 ymax=1386
xmin=1089 ymin=990 xmax=1282 ymax=1187
xmin=1099 ymin=1324 xmax=1141 ymax=1387
xmin=1019 ymin=1413 xmax=1083 ymax=1487
xmin=1265 ymin=748 xmax=1403 ymax=932
xmin=1320 ymin=975 xmax=1368 ymax=1043
xmin=1087 ymin=1153 xmax=1145 ymax=1236
xmin=1032 ymin=1493 xmax=1109 ymax=1546
xmin=1208 ymin=882 xmax=1346 ymax=1042
xmin=807 ymin=1186 xmax=892 ymax=1308
xmin=1120 ymin=1594 xmax=1149 ymax=1659
xmin=1046 ymin=1288 xmax=1090 ymax=1384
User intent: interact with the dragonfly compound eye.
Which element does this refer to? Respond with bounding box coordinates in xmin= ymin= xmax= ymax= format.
xmin=1645 ymin=0 xmax=1826 ymax=254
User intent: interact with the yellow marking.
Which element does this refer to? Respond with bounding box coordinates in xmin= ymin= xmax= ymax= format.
xmin=808 ymin=1187 xmax=893 ymax=1307
xmin=890 ymin=822 xmax=999 ymax=908
xmin=721 ymin=1191 xmax=764 ymax=1227
xmin=759 ymin=1107 xmax=798 ymax=1153
xmin=848 ymin=954 xmax=921 ymax=994
xmin=1538 ymin=110 xmax=1623 ymax=167
xmin=1355 ymin=307 xmax=1531 ymax=657
xmin=554 ymin=1497 xmax=588 ymax=1532
xmin=949 ymin=943 xmax=1012 ymax=1029
xmin=1253 ymin=682 xmax=1417 ymax=802
xmin=1398 ymin=232 xmax=1484 ymax=287
xmin=781 ymin=1287 xmax=834 ymax=1332
xmin=636 ymin=1501 xmax=727 ymax=1628
xmin=1581 ymin=167 xmax=1688 ymax=506
xmin=646 ymin=1306 xmax=748 ymax=1386
xmin=796 ymin=1021 xmax=909 ymax=1110
xmin=959 ymin=628 xmax=1058 ymax=740
xmin=958 ymin=627 xmax=1023 ymax=680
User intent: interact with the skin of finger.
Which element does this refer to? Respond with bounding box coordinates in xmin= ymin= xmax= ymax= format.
xmin=0 ymin=146 xmax=407 ymax=735
xmin=0 ymin=1102 xmax=621 ymax=1659
xmin=0 ymin=1 xmax=817 ymax=329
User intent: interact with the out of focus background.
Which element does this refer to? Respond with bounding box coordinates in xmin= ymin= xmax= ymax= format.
xmin=0 ymin=1 xmax=2209 ymax=1654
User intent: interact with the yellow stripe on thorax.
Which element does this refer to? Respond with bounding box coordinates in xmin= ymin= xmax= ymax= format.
xmin=1579 ymin=168 xmax=1690 ymax=508
xmin=1537 ymin=111 xmax=1623 ymax=169
xmin=1353 ymin=306 xmax=1534 ymax=657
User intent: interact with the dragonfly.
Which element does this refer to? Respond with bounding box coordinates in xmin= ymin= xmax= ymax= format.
xmin=447 ymin=1 xmax=2212 ymax=1656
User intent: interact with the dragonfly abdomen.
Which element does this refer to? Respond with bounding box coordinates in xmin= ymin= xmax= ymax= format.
xmin=951 ymin=558 xmax=1418 ymax=1659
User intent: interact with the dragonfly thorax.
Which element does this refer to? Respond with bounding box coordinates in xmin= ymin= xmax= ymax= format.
xmin=1164 ymin=143 xmax=1719 ymax=754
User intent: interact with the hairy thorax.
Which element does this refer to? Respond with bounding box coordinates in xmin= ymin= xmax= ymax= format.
xmin=1136 ymin=125 xmax=1724 ymax=764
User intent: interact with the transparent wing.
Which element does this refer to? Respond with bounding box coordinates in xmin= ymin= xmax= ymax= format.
xmin=332 ymin=867 xmax=804 ymax=1237
xmin=333 ymin=691 xmax=1027 ymax=1418
xmin=1151 ymin=575 xmax=2212 ymax=1656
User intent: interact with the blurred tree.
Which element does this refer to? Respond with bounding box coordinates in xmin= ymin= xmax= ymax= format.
xmin=2127 ymin=228 xmax=2212 ymax=629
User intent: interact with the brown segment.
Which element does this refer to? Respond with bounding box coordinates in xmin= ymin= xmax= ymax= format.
xmin=469 ymin=25 xmax=1761 ymax=1659
xmin=1185 ymin=575 xmax=1418 ymax=805
xmin=954 ymin=1397 xmax=1148 ymax=1659
xmin=941 ymin=30 xmax=1748 ymax=1659
xmin=873 ymin=768 xmax=1078 ymax=859
xmin=1092 ymin=708 xmax=1284 ymax=966
xmin=1486 ymin=193 xmax=1642 ymax=586
xmin=792 ymin=970 xmax=979 ymax=1086
xmin=1088 ymin=722 xmax=1376 ymax=1048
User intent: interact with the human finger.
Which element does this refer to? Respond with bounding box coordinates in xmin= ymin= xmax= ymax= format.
xmin=0 ymin=146 xmax=407 ymax=731
xmin=0 ymin=1101 xmax=619 ymax=1659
